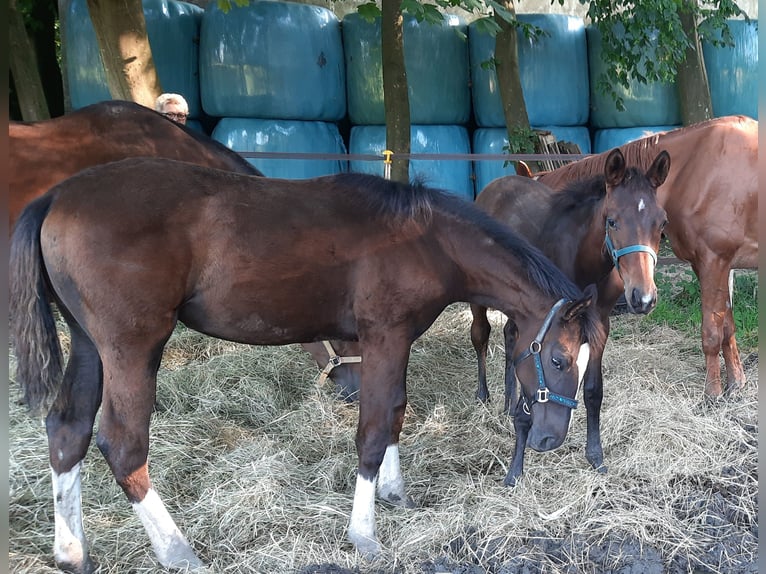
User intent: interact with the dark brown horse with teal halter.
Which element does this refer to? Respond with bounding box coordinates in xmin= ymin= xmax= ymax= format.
xmin=10 ymin=160 xmax=604 ymax=570
xmin=535 ymin=116 xmax=758 ymax=398
xmin=9 ymin=99 xmax=361 ymax=398
xmin=471 ymin=148 xmax=670 ymax=485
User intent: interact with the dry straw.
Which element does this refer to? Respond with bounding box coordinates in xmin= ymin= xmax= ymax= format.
xmin=9 ymin=304 xmax=757 ymax=573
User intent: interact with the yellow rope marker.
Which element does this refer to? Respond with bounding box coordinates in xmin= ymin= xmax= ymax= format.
xmin=382 ymin=150 xmax=393 ymax=180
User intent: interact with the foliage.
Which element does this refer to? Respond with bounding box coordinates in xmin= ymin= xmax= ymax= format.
xmin=501 ymin=125 xmax=537 ymax=155
xmin=566 ymin=0 xmax=747 ymax=110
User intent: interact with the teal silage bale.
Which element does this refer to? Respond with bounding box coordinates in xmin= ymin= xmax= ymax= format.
xmin=211 ymin=118 xmax=347 ymax=179
xmin=592 ymin=126 xmax=679 ymax=154
xmin=349 ymin=125 xmax=474 ymax=201
xmin=469 ymin=14 xmax=589 ymax=128
xmin=200 ymin=1 xmax=345 ymax=120
xmin=702 ymin=19 xmax=758 ymax=119
xmin=342 ymin=13 xmax=470 ymax=125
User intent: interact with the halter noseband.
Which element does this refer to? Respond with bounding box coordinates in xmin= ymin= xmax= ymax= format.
xmin=604 ymin=219 xmax=657 ymax=271
xmin=514 ymin=298 xmax=578 ymax=413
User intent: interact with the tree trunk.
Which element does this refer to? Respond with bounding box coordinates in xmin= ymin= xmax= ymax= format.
xmin=86 ymin=0 xmax=162 ymax=107
xmin=59 ymin=0 xmax=72 ymax=113
xmin=381 ymin=0 xmax=411 ymax=183
xmin=676 ymin=3 xmax=713 ymax=125
xmin=493 ymin=0 xmax=534 ymax=170
xmin=9 ymin=0 xmax=50 ymax=120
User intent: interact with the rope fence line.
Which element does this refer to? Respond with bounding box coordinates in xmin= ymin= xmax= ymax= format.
xmin=236 ymin=151 xmax=592 ymax=162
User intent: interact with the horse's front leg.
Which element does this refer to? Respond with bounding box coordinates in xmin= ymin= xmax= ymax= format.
xmin=469 ymin=303 xmax=492 ymax=403
xmin=582 ymin=349 xmax=607 ymax=474
xmin=348 ymin=341 xmax=412 ymax=558
xmin=504 ymin=399 xmax=531 ymax=487
xmin=502 ymin=319 xmax=519 ymax=415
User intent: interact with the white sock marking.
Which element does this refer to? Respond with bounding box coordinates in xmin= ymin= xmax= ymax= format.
xmin=348 ymin=474 xmax=377 ymax=550
xmin=377 ymin=444 xmax=407 ymax=502
xmin=133 ymin=488 xmax=202 ymax=569
xmin=52 ymin=463 xmax=88 ymax=568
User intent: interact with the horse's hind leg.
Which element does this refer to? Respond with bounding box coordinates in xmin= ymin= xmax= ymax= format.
xmin=469 ymin=303 xmax=491 ymax=403
xmin=95 ymin=338 xmax=203 ymax=570
xmin=46 ymin=325 xmax=102 ymax=574
xmin=722 ymin=270 xmax=746 ymax=395
xmin=696 ymin=260 xmax=735 ymax=397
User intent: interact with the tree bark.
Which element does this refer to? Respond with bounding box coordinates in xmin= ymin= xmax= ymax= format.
xmin=676 ymin=3 xmax=713 ymax=125
xmin=493 ymin=0 xmax=534 ymax=169
xmin=381 ymin=0 xmax=411 ymax=183
xmin=59 ymin=0 xmax=72 ymax=113
xmin=9 ymin=0 xmax=50 ymax=120
xmin=86 ymin=0 xmax=162 ymax=107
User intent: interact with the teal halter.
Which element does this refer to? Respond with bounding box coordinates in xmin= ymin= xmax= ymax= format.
xmin=604 ymin=219 xmax=657 ymax=271
xmin=514 ymin=298 xmax=578 ymax=412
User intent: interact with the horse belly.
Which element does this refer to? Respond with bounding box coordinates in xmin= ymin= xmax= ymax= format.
xmin=177 ymin=278 xmax=357 ymax=346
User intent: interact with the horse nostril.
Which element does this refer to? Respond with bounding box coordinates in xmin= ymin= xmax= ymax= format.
xmin=630 ymin=289 xmax=656 ymax=314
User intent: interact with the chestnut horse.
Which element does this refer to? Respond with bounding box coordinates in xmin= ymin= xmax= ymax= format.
xmin=11 ymin=160 xmax=604 ymax=570
xmin=535 ymin=116 xmax=757 ymax=397
xmin=9 ymin=99 xmax=358 ymax=398
xmin=472 ymin=148 xmax=670 ymax=485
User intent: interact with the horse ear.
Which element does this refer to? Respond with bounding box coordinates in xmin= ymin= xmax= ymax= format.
xmin=562 ymin=283 xmax=597 ymax=322
xmin=603 ymin=148 xmax=626 ymax=187
xmin=646 ymin=150 xmax=671 ymax=188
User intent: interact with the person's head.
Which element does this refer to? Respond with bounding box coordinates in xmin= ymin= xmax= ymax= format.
xmin=155 ymin=93 xmax=189 ymax=124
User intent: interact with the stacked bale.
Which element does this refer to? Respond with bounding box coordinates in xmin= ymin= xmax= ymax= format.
xmin=344 ymin=13 xmax=474 ymax=200
xmin=469 ymin=14 xmax=590 ymax=193
xmin=702 ymin=18 xmax=758 ymax=119
xmin=63 ymin=0 xmax=204 ymax=127
xmin=201 ymin=1 xmax=347 ymax=178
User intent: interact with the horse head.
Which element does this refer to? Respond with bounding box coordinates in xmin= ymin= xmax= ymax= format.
xmin=512 ymin=285 xmax=598 ymax=452
xmin=602 ymin=148 xmax=670 ymax=314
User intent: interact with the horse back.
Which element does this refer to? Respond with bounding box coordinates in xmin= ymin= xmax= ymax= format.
xmin=475 ymin=176 xmax=556 ymax=243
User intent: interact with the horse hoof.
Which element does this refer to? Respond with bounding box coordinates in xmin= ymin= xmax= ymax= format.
xmin=349 ymin=533 xmax=381 ymax=559
xmin=56 ymin=556 xmax=98 ymax=574
xmin=381 ymin=492 xmax=416 ymax=509
xmin=595 ymin=463 xmax=608 ymax=474
xmin=504 ymin=472 xmax=521 ymax=487
xmin=724 ymin=380 xmax=746 ymax=397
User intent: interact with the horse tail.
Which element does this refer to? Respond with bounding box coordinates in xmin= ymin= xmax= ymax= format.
xmin=10 ymin=193 xmax=63 ymax=416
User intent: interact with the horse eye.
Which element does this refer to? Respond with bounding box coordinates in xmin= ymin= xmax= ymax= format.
xmin=551 ymin=356 xmax=563 ymax=370
xmin=607 ymin=218 xmax=617 ymax=229
xmin=660 ymin=219 xmax=668 ymax=230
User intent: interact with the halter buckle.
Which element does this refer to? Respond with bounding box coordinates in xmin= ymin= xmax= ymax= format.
xmin=328 ymin=355 xmax=342 ymax=368
xmin=536 ymin=388 xmax=549 ymax=403
xmin=529 ymin=340 xmax=542 ymax=355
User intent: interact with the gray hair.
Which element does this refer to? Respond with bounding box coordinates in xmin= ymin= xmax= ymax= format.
xmin=155 ymin=93 xmax=189 ymax=114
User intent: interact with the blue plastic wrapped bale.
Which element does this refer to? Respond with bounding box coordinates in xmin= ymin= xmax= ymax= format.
xmin=702 ymin=19 xmax=758 ymax=119
xmin=64 ymin=0 xmax=204 ymax=116
xmin=472 ymin=128 xmax=518 ymax=196
xmin=342 ymin=13 xmax=470 ymax=125
xmin=211 ymin=118 xmax=347 ymax=179
xmin=472 ymin=126 xmax=591 ymax=194
xmin=200 ymin=1 xmax=345 ymax=121
xmin=587 ymin=25 xmax=681 ymax=128
xmin=469 ymin=14 xmax=589 ymax=128
xmin=592 ymin=126 xmax=680 ymax=154
xmin=349 ymin=125 xmax=474 ymax=201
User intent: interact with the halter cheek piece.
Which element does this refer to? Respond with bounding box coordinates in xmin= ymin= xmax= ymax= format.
xmin=604 ymin=219 xmax=658 ymax=271
xmin=514 ymin=298 xmax=579 ymax=415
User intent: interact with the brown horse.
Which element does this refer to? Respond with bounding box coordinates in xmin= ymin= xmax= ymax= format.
xmin=9 ymin=99 xmax=366 ymax=399
xmin=9 ymin=100 xmax=263 ymax=232
xmin=535 ymin=116 xmax=757 ymax=397
xmin=11 ymin=160 xmax=604 ymax=570
xmin=472 ymin=148 xmax=670 ymax=485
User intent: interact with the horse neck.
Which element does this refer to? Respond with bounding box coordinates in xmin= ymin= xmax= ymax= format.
xmin=435 ymin=214 xmax=565 ymax=320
